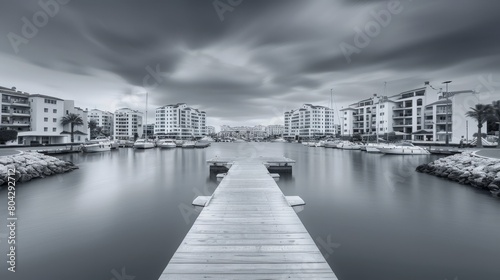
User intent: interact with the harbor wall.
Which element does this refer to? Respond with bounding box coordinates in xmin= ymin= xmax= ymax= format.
xmin=416 ymin=152 xmax=500 ymax=197
xmin=0 ymin=152 xmax=78 ymax=185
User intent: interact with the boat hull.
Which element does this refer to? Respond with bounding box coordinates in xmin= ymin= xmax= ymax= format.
xmin=378 ymin=147 xmax=430 ymax=155
xmin=133 ymin=143 xmax=155 ymax=149
xmin=82 ymin=143 xmax=111 ymax=153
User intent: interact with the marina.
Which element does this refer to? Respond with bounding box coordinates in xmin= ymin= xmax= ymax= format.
xmin=1 ymin=143 xmax=500 ymax=280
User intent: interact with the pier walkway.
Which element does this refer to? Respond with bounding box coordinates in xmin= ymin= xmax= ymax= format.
xmin=159 ymin=158 xmax=338 ymax=279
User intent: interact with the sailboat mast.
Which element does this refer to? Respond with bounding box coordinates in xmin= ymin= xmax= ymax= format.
xmin=145 ymin=92 xmax=148 ymax=140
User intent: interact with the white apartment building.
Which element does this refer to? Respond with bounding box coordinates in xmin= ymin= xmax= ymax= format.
xmin=89 ymin=109 xmax=114 ymax=136
xmin=1 ymin=87 xmax=31 ymax=144
xmin=266 ymin=125 xmax=285 ymax=137
xmin=338 ymin=82 xmax=499 ymax=144
xmin=284 ymin=104 xmax=335 ymax=139
xmin=154 ymin=103 xmax=206 ymax=139
xmin=389 ymin=86 xmax=439 ymax=140
xmin=419 ymin=91 xmax=497 ymax=144
xmin=341 ymin=95 xmax=396 ymax=137
xmin=218 ymin=125 xmax=267 ymax=139
xmin=114 ymin=108 xmax=143 ymax=141
xmin=14 ymin=94 xmax=88 ymax=145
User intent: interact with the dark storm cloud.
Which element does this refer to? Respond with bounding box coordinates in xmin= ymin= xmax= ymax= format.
xmin=1 ymin=0 xmax=500 ymax=126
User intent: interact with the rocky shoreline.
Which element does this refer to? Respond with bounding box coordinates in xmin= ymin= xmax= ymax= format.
xmin=416 ymin=152 xmax=500 ymax=197
xmin=0 ymin=152 xmax=78 ymax=185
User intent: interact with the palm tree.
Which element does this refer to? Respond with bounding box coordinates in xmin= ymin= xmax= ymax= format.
xmin=465 ymin=104 xmax=493 ymax=148
xmin=490 ymin=101 xmax=500 ymax=147
xmin=61 ymin=113 xmax=84 ymax=143
xmin=88 ymin=119 xmax=97 ymax=139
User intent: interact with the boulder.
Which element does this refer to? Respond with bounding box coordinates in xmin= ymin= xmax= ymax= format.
xmin=0 ymin=152 xmax=78 ymax=185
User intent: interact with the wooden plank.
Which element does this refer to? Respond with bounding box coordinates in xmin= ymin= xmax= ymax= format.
xmin=160 ymin=158 xmax=337 ymax=279
xmin=160 ymin=273 xmax=337 ymax=280
xmin=169 ymin=252 xmax=326 ymax=263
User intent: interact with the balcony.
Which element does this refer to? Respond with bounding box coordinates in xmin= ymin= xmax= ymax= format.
xmin=11 ymin=101 xmax=30 ymax=107
xmin=11 ymin=110 xmax=30 ymax=116
xmin=1 ymin=121 xmax=30 ymax=127
xmin=435 ymin=119 xmax=452 ymax=124
xmin=435 ymin=110 xmax=449 ymax=115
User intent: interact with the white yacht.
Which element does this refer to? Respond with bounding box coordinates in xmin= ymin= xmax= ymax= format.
xmin=324 ymin=140 xmax=341 ymax=148
xmin=337 ymin=141 xmax=361 ymax=150
xmin=82 ymin=137 xmax=112 ymax=153
xmin=158 ymin=139 xmax=176 ymax=149
xmin=315 ymin=140 xmax=326 ymax=147
xmin=133 ymin=139 xmax=155 ymax=149
xmin=377 ymin=143 xmax=430 ymax=155
xmin=194 ymin=140 xmax=211 ymax=148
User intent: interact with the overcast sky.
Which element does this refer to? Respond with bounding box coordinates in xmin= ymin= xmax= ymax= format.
xmin=1 ymin=0 xmax=499 ymax=130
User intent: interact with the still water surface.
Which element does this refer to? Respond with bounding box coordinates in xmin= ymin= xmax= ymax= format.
xmin=1 ymin=143 xmax=499 ymax=280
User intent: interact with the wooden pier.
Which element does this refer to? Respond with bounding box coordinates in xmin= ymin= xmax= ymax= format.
xmin=159 ymin=157 xmax=338 ymax=279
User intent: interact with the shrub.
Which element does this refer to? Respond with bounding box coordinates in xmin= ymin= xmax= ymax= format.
xmin=0 ymin=130 xmax=18 ymax=144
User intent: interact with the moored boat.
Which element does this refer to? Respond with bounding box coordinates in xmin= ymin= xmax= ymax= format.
xmin=378 ymin=143 xmax=430 ymax=155
xmin=82 ymin=137 xmax=112 ymax=153
xmin=194 ymin=140 xmax=211 ymax=148
xmin=315 ymin=140 xmax=325 ymax=147
xmin=133 ymin=139 xmax=155 ymax=149
xmin=158 ymin=139 xmax=176 ymax=149
xmin=337 ymin=141 xmax=361 ymax=150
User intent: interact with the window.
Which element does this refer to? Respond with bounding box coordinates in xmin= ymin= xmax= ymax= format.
xmin=52 ymin=128 xmax=56 ymax=132
xmin=53 ymin=109 xmax=57 ymax=113
xmin=44 ymin=117 xmax=48 ymax=122
xmin=53 ymin=118 xmax=57 ymax=122
xmin=44 ymin=108 xmax=48 ymax=113
xmin=44 ymin=127 xmax=48 ymax=132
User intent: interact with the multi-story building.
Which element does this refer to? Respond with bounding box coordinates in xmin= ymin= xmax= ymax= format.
xmin=13 ymin=94 xmax=88 ymax=145
xmin=154 ymin=103 xmax=206 ymax=139
xmin=218 ymin=125 xmax=267 ymax=139
xmin=89 ymin=109 xmax=114 ymax=136
xmin=389 ymin=86 xmax=439 ymax=140
xmin=419 ymin=91 xmax=497 ymax=144
xmin=0 ymin=87 xmax=31 ymax=142
xmin=340 ymin=95 xmax=395 ymax=137
xmin=114 ymin=108 xmax=143 ymax=141
xmin=284 ymin=104 xmax=335 ymax=139
xmin=266 ymin=125 xmax=285 ymax=137
xmin=338 ymin=82 xmax=500 ymax=144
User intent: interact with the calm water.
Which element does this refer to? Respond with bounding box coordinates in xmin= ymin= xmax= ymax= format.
xmin=1 ymin=143 xmax=499 ymax=280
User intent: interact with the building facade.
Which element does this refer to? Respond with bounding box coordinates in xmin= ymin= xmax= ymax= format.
xmin=154 ymin=103 xmax=206 ymax=139
xmin=284 ymin=104 xmax=335 ymax=139
xmin=340 ymin=95 xmax=395 ymax=137
xmin=419 ymin=91 xmax=497 ymax=144
xmin=89 ymin=109 xmax=114 ymax=136
xmin=114 ymin=108 xmax=143 ymax=141
xmin=1 ymin=87 xmax=31 ymax=144
xmin=266 ymin=125 xmax=285 ymax=137
xmin=338 ymin=82 xmax=500 ymax=144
